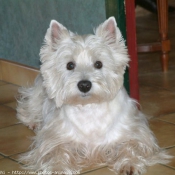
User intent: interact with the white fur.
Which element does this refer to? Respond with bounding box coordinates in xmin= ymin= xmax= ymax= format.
xmin=17 ymin=17 xmax=171 ymax=175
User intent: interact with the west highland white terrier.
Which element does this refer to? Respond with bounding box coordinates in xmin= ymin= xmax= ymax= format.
xmin=17 ymin=17 xmax=171 ymax=175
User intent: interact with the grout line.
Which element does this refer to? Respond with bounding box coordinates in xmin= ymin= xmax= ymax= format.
xmin=1 ymin=103 xmax=17 ymax=110
xmin=167 ymin=146 xmax=175 ymax=149
xmin=80 ymin=166 xmax=107 ymax=175
xmin=163 ymin=145 xmax=175 ymax=149
xmin=7 ymin=156 xmax=20 ymax=164
xmin=2 ymin=156 xmax=24 ymax=166
xmin=3 ymin=104 xmax=16 ymax=110
xmin=0 ymin=153 xmax=5 ymax=159
xmin=2 ymin=101 xmax=17 ymax=110
xmin=0 ymin=81 xmax=20 ymax=87
xmin=0 ymin=101 xmax=16 ymax=106
xmin=157 ymin=118 xmax=175 ymax=126
xmin=161 ymin=164 xmax=175 ymax=171
xmin=0 ymin=80 xmax=9 ymax=87
xmin=0 ymin=152 xmax=27 ymax=165
xmin=158 ymin=112 xmax=175 ymax=118
xmin=167 ymin=145 xmax=175 ymax=149
xmin=0 ymin=123 xmax=22 ymax=130
xmin=149 ymin=117 xmax=175 ymax=126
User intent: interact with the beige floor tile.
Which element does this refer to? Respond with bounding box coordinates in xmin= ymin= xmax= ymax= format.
xmin=159 ymin=113 xmax=175 ymax=124
xmin=144 ymin=164 xmax=175 ymax=175
xmin=149 ymin=119 xmax=175 ymax=148
xmin=139 ymin=71 xmax=175 ymax=92
xmin=0 ymin=81 xmax=8 ymax=86
xmin=166 ymin=147 xmax=175 ymax=169
xmin=81 ymin=165 xmax=175 ymax=175
xmin=0 ymin=105 xmax=19 ymax=129
xmin=140 ymin=86 xmax=175 ymax=117
xmin=0 ymin=158 xmax=23 ymax=173
xmin=4 ymin=101 xmax=17 ymax=110
xmin=82 ymin=167 xmax=115 ymax=175
xmin=0 ymin=84 xmax=19 ymax=104
xmin=0 ymin=154 xmax=4 ymax=159
xmin=0 ymin=124 xmax=34 ymax=156
xmin=0 ymin=158 xmax=34 ymax=175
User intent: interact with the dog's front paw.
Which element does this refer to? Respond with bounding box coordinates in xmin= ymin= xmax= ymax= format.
xmin=27 ymin=123 xmax=37 ymax=130
xmin=119 ymin=166 xmax=141 ymax=175
xmin=24 ymin=122 xmax=39 ymax=131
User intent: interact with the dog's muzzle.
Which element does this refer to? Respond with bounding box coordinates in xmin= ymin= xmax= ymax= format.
xmin=77 ymin=80 xmax=92 ymax=93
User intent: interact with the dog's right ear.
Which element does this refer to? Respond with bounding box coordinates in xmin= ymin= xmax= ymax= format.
xmin=95 ymin=17 xmax=125 ymax=47
xmin=49 ymin=20 xmax=69 ymax=44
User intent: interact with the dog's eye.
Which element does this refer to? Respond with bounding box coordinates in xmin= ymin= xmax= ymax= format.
xmin=67 ymin=62 xmax=75 ymax=70
xmin=94 ymin=61 xmax=103 ymax=69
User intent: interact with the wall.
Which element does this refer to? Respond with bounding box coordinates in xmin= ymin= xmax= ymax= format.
xmin=0 ymin=0 xmax=106 ymax=68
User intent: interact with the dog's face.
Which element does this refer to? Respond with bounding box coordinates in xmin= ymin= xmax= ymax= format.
xmin=40 ymin=17 xmax=129 ymax=107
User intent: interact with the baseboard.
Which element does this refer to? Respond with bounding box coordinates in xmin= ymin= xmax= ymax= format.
xmin=0 ymin=59 xmax=39 ymax=86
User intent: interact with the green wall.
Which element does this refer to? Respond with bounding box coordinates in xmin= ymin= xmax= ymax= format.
xmin=0 ymin=0 xmax=106 ymax=68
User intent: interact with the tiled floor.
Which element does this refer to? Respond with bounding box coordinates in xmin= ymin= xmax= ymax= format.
xmin=1 ymin=5 xmax=175 ymax=175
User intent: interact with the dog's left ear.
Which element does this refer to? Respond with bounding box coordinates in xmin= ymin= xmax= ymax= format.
xmin=49 ymin=20 xmax=70 ymax=44
xmin=95 ymin=17 xmax=125 ymax=47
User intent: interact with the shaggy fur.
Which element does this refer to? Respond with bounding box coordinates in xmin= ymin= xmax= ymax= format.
xmin=17 ymin=17 xmax=171 ymax=175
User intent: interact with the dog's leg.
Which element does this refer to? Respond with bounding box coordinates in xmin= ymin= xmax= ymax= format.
xmin=17 ymin=74 xmax=44 ymax=131
xmin=107 ymin=139 xmax=170 ymax=175
xmin=19 ymin=140 xmax=82 ymax=174
xmin=113 ymin=141 xmax=143 ymax=175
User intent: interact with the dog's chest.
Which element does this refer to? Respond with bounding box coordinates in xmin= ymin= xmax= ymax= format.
xmin=62 ymin=103 xmax=117 ymax=138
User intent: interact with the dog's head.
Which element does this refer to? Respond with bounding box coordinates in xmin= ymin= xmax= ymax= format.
xmin=40 ymin=17 xmax=129 ymax=107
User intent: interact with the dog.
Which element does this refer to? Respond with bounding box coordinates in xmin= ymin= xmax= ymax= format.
xmin=17 ymin=17 xmax=171 ymax=175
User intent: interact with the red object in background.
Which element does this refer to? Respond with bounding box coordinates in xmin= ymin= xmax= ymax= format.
xmin=125 ymin=0 xmax=139 ymax=102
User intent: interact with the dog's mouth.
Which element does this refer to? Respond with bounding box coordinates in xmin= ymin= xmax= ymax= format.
xmin=81 ymin=93 xmax=90 ymax=98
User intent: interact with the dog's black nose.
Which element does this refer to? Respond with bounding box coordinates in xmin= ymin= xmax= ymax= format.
xmin=78 ymin=80 xmax=92 ymax=93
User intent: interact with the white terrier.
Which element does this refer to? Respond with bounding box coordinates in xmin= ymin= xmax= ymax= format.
xmin=17 ymin=17 xmax=171 ymax=175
